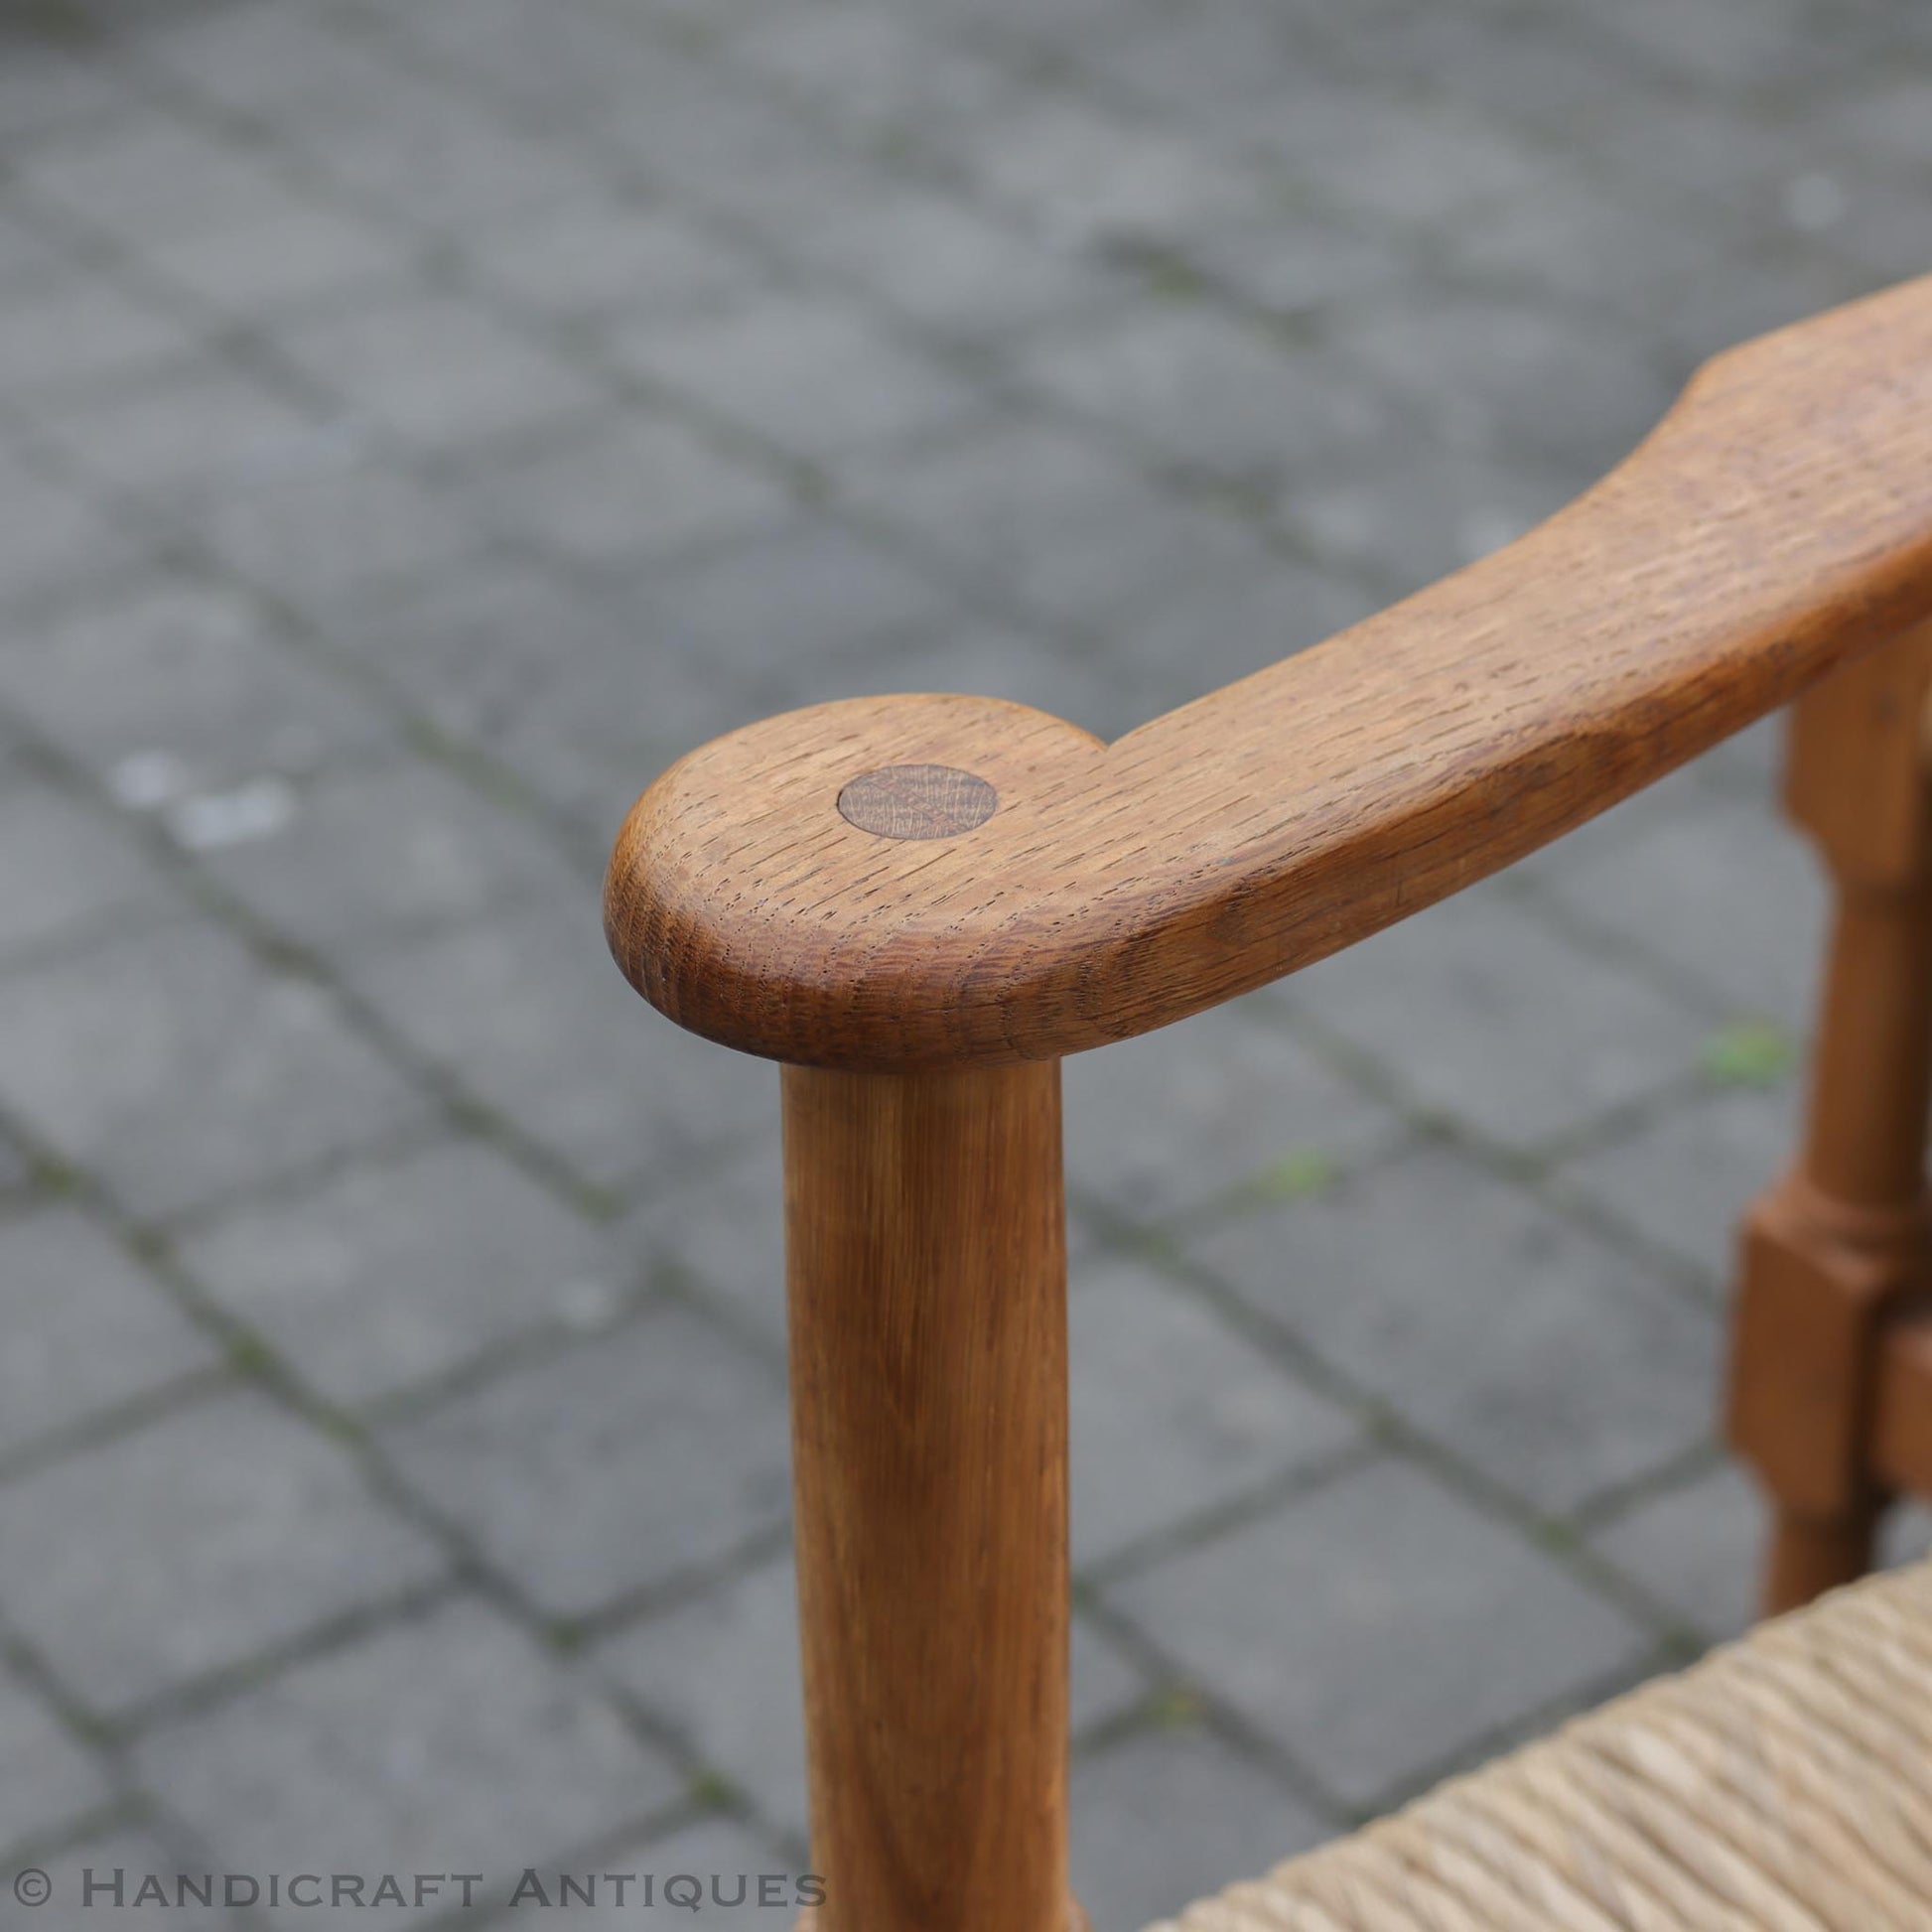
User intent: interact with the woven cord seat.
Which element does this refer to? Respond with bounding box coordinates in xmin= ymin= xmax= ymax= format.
xmin=1149 ymin=1557 xmax=1932 ymax=1932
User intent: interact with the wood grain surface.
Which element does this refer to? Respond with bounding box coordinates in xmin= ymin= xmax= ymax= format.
xmin=608 ymin=275 xmax=1932 ymax=1071
xmin=784 ymin=1061 xmax=1070 ymax=1932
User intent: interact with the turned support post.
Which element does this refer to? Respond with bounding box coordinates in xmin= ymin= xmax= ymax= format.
xmin=1728 ymin=623 xmax=1932 ymax=1614
xmin=783 ymin=1060 xmax=1075 ymax=1932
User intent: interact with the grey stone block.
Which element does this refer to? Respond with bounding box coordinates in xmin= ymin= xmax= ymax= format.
xmin=345 ymin=889 xmax=772 ymax=1187
xmin=0 ymin=444 xmax=155 ymax=614
xmin=1176 ymin=217 xmax=1401 ymax=324
xmin=1189 ymin=1142 xmax=1723 ymax=1515
xmin=1070 ymin=1724 xmax=1333 ymax=1932
xmin=946 ymin=95 xmax=1273 ymax=253
xmin=129 ymin=1596 xmax=680 ymax=1929
xmin=626 ymin=1134 xmax=786 ymax=1345
xmin=194 ymin=759 xmax=563 ymax=954
xmin=0 ymin=1664 xmax=113 ymax=1860
xmin=0 ymin=1207 xmax=215 ymax=1465
xmin=840 ymin=416 xmax=1272 ymax=635
xmin=0 ymin=917 xmax=432 ymax=1223
xmin=608 ymin=294 xmax=983 ymax=462
xmin=33 ymin=359 xmax=342 ymax=505
xmin=276 ymin=290 xmax=605 ymax=457
xmin=596 ymin=1554 xmax=808 ymax=1837
xmin=0 ymin=781 xmax=177 ymax=966
xmin=1071 ymin=1256 xmax=1361 ymax=1568
xmin=1277 ymin=441 xmax=1581 ymax=594
xmin=462 ymin=193 xmax=768 ymax=328
xmin=462 ymin=414 xmax=791 ymax=571
xmin=1556 ymin=1083 xmax=1798 ymax=1284
xmin=1590 ymin=1457 xmax=1765 ymax=1645
xmin=1064 ymin=998 xmax=1396 ymax=1224
xmin=0 ymin=270 xmax=199 ymax=397
xmin=138 ymin=203 xmax=412 ymax=320
xmin=0 ymin=577 xmax=391 ymax=793
xmin=1528 ymin=785 xmax=1826 ymax=1028
xmin=378 ymin=1305 xmax=790 ymax=1618
xmin=1337 ymin=286 xmax=1675 ymax=472
xmin=0 ymin=1388 xmax=444 ymax=1717
xmin=178 ymin=1138 xmax=627 ymax=1411
xmin=636 ymin=518 xmax=950 ymax=676
xmin=295 ymin=85 xmax=606 ymax=234
xmin=1283 ymin=879 xmax=1709 ymax=1149
xmin=1018 ymin=306 xmax=1392 ymax=486
xmin=193 ymin=461 xmax=482 ymax=617
xmin=18 ymin=114 xmax=310 ymax=248
xmin=1107 ymin=1455 xmax=1646 ymax=1807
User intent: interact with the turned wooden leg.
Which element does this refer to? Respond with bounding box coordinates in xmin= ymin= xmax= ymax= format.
xmin=1729 ymin=626 xmax=1932 ymax=1615
xmin=783 ymin=1061 xmax=1078 ymax=1932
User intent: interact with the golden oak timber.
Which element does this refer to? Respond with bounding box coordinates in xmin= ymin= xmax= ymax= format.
xmin=607 ymin=275 xmax=1932 ymax=1072
xmin=783 ymin=1062 xmax=1071 ymax=1932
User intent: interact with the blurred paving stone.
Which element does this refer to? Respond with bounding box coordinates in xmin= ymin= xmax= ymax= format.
xmin=0 ymin=1389 xmax=444 ymax=1717
xmin=596 ymin=1555 xmax=808 ymax=1838
xmin=275 ymin=290 xmax=607 ymax=457
xmin=636 ymin=519 xmax=952 ymax=673
xmin=1189 ymin=1143 xmax=1723 ymax=1516
xmin=461 ymin=415 xmax=792 ymax=571
xmin=1107 ymin=1456 xmax=1647 ymax=1808
xmin=0 ymin=918 xmax=432 ymax=1223
xmin=1556 ymin=1083 xmax=1798 ymax=1284
xmin=1070 ymin=1724 xmax=1333 ymax=1932
xmin=1018 ymin=306 xmax=1392 ymax=486
xmin=1175 ymin=216 xmax=1400 ymax=323
xmin=379 ymin=1307 xmax=790 ymax=1619
xmin=193 ymin=759 xmax=563 ymax=954
xmin=0 ymin=1207 xmax=215 ymax=1465
xmin=31 ymin=358 xmax=344 ymax=504
xmin=345 ymin=890 xmax=772 ymax=1187
xmin=462 ymin=194 xmax=768 ymax=328
xmin=1284 ymin=880 xmax=1708 ymax=1148
xmin=1528 ymin=786 xmax=1826 ymax=1028
xmin=17 ymin=115 xmax=318 ymax=248
xmin=0 ymin=781 xmax=177 ymax=964
xmin=1276 ymin=440 xmax=1580 ymax=593
xmin=177 ymin=1138 xmax=626 ymax=1411
xmin=945 ymin=95 xmax=1274 ymax=253
xmin=130 ymin=1597 xmax=680 ymax=1930
xmin=1590 ymin=1458 xmax=1766 ymax=1645
xmin=136 ymin=203 xmax=413 ymax=321
xmin=0 ymin=270 xmax=200 ymax=398
xmin=0 ymin=1665 xmax=114 ymax=1859
xmin=0 ymin=577 xmax=391 ymax=792
xmin=1063 ymin=999 xmax=1395 ymax=1224
xmin=0 ymin=445 xmax=153 ymax=612
xmin=841 ymin=415 xmax=1272 ymax=634
xmin=1336 ymin=285 xmax=1674 ymax=471
xmin=607 ymin=294 xmax=983 ymax=462
xmin=1070 ymin=1256 xmax=1361 ymax=1568
xmin=749 ymin=182 xmax=1126 ymax=343
xmin=192 ymin=463 xmax=482 ymax=617
xmin=296 ymin=88 xmax=608 ymax=234
xmin=626 ymin=1134 xmax=785 ymax=1346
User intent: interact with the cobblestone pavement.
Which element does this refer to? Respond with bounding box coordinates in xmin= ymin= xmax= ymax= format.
xmin=1 ymin=0 xmax=1930 ymax=1925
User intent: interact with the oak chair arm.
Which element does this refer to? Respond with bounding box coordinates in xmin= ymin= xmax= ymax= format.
xmin=607 ymin=273 xmax=1932 ymax=1073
